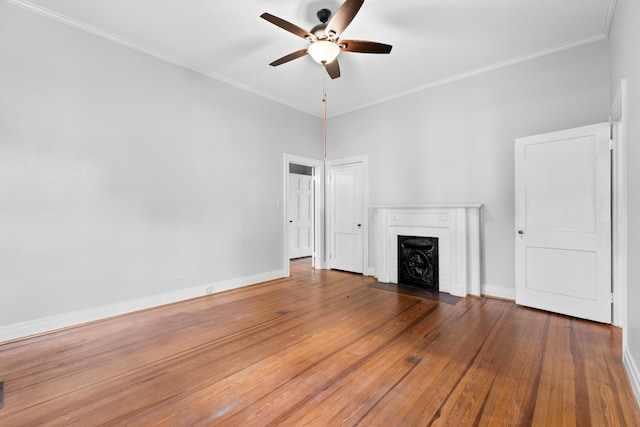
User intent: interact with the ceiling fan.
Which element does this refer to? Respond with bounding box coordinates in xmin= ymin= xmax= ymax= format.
xmin=260 ymin=0 xmax=392 ymax=79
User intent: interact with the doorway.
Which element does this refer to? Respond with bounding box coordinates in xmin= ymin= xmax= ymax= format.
xmin=283 ymin=154 xmax=325 ymax=277
xmin=283 ymin=154 xmax=369 ymax=277
xmin=288 ymin=165 xmax=314 ymax=260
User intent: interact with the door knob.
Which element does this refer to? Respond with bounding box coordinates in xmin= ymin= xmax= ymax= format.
xmin=357 ymin=224 xmax=362 ymax=228
xmin=289 ymin=220 xmax=293 ymax=223
xmin=517 ymin=230 xmax=524 ymax=235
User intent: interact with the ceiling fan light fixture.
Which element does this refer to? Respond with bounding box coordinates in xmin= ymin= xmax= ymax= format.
xmin=261 ymin=0 xmax=392 ymax=78
xmin=308 ymin=40 xmax=340 ymax=64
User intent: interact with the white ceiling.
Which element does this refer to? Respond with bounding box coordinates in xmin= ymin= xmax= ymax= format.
xmin=7 ymin=0 xmax=615 ymax=118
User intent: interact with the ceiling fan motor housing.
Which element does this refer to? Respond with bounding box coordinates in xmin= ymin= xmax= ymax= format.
xmin=317 ymin=8 xmax=332 ymax=24
xmin=310 ymin=23 xmax=329 ymax=39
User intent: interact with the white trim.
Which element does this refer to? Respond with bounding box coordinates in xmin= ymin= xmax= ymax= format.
xmin=603 ymin=0 xmax=618 ymax=36
xmin=363 ymin=158 xmax=370 ymax=275
xmin=610 ymin=78 xmax=624 ymax=122
xmin=325 ymin=155 xmax=370 ymax=167
xmin=610 ymin=80 xmax=628 ymax=331
xmin=371 ymin=203 xmax=483 ymax=209
xmin=624 ymin=345 xmax=640 ymax=406
xmin=0 ymin=269 xmax=284 ymax=344
xmin=482 ymin=285 xmax=516 ymax=301
xmin=467 ymin=207 xmax=482 ymax=296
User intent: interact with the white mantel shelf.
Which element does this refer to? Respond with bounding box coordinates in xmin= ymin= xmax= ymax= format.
xmin=371 ymin=204 xmax=483 ymax=297
xmin=371 ymin=203 xmax=483 ymax=209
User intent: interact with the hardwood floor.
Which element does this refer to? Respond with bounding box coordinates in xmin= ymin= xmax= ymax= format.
xmin=1 ymin=258 xmax=638 ymax=426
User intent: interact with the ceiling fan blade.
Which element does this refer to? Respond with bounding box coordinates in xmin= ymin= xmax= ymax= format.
xmin=340 ymin=40 xmax=392 ymax=54
xmin=260 ymin=13 xmax=313 ymax=40
xmin=269 ymin=49 xmax=309 ymax=66
xmin=325 ymin=0 xmax=364 ymax=37
xmin=325 ymin=59 xmax=341 ymax=79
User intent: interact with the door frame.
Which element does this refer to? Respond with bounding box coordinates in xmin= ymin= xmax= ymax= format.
xmin=325 ymin=155 xmax=369 ymax=275
xmin=610 ymin=79 xmax=628 ymax=332
xmin=288 ymin=172 xmax=314 ymax=260
xmin=283 ymin=154 xmax=325 ymax=277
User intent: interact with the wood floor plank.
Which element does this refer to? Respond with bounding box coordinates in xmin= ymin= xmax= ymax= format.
xmin=136 ymin=293 xmax=428 ymax=425
xmin=423 ymin=304 xmax=517 ymax=426
xmin=531 ymin=314 xmax=578 ymax=426
xmin=227 ymin=301 xmax=445 ymax=426
xmin=573 ymin=315 xmax=640 ymax=426
xmin=355 ymin=297 xmax=511 ymax=425
xmin=0 ymin=258 xmax=638 ymax=426
xmin=471 ymin=306 xmax=550 ymax=426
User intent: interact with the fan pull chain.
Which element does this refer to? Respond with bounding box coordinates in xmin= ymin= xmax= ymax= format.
xmin=322 ymin=72 xmax=327 ymax=161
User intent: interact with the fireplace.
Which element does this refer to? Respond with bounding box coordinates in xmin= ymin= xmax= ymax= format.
xmin=398 ymin=236 xmax=439 ymax=289
xmin=372 ymin=204 xmax=482 ymax=297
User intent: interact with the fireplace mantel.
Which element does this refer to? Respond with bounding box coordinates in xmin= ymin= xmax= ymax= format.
xmin=371 ymin=204 xmax=482 ymax=297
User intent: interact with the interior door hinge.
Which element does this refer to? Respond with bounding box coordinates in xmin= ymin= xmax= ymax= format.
xmin=610 ymin=292 xmax=614 ymax=303
xmin=609 ymin=139 xmax=614 ymax=151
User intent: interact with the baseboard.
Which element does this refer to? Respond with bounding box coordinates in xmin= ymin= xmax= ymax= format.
xmin=623 ymin=345 xmax=640 ymax=407
xmin=0 ymin=269 xmax=284 ymax=344
xmin=481 ymin=284 xmax=516 ymax=301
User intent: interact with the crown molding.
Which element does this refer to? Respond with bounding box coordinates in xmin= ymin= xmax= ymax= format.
xmin=2 ymin=0 xmax=320 ymax=117
xmin=330 ymin=34 xmax=608 ymax=118
xmin=603 ymin=0 xmax=618 ymax=36
xmin=4 ymin=0 xmax=613 ymax=120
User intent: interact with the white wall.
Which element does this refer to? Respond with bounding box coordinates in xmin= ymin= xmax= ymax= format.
xmin=0 ymin=2 xmax=322 ymax=329
xmin=608 ymin=0 xmax=640 ymax=403
xmin=327 ymin=41 xmax=610 ymax=298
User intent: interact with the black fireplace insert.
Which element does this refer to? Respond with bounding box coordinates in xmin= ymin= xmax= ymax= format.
xmin=397 ymin=235 xmax=439 ymax=289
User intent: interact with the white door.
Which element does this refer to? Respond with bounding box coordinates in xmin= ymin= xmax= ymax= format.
xmin=328 ymin=161 xmax=364 ymax=273
xmin=515 ymin=123 xmax=611 ymax=323
xmin=288 ymin=173 xmax=313 ymax=259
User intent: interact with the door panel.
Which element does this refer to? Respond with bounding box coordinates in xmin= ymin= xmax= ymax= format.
xmin=525 ymin=136 xmax=597 ymax=232
xmin=515 ymin=123 xmax=611 ymax=323
xmin=329 ymin=162 xmax=364 ymax=273
xmin=288 ymin=173 xmax=313 ymax=259
xmin=525 ymin=247 xmax=597 ymax=298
